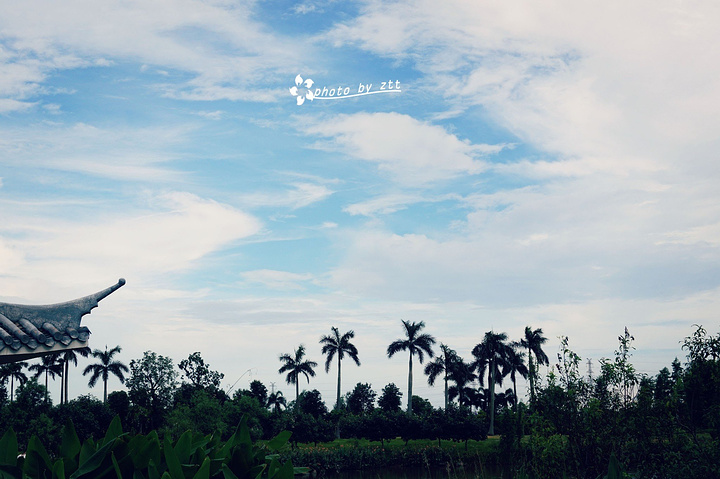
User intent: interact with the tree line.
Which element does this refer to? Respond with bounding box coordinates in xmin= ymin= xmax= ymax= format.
xmin=0 ymin=322 xmax=718 ymax=477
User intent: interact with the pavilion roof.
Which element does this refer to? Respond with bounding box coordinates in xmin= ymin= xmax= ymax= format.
xmin=0 ymin=278 xmax=125 ymax=363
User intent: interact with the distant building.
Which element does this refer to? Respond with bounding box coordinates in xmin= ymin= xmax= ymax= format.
xmin=0 ymin=278 xmax=125 ymax=363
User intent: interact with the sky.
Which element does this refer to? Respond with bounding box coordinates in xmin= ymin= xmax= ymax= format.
xmin=1 ymin=0 xmax=720 ymax=407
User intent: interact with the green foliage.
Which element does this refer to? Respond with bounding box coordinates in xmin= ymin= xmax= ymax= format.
xmin=126 ymin=351 xmax=178 ymax=431
xmin=178 ymin=352 xmax=224 ymax=390
xmin=0 ymin=415 xmax=304 ymax=479
xmin=344 ymin=383 xmax=376 ymax=415
xmin=294 ymin=390 xmax=327 ymax=418
xmin=377 ymin=383 xmax=402 ymax=413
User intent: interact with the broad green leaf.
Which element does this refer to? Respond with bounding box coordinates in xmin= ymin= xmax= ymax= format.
xmin=237 ymin=418 xmax=251 ymax=447
xmin=190 ymin=458 xmax=210 ymax=479
xmin=70 ymin=437 xmax=117 ymax=479
xmin=220 ymin=464 xmax=239 ymax=479
xmin=269 ymin=460 xmax=293 ymax=479
xmin=23 ymin=436 xmax=52 ymax=478
xmin=52 ymin=459 xmax=66 ymax=479
xmin=128 ymin=435 xmax=160 ymax=470
xmin=102 ymin=416 xmax=123 ymax=446
xmin=265 ymin=431 xmax=291 ymax=452
xmin=163 ymin=436 xmax=184 ymax=479
xmin=79 ymin=439 xmax=96 ymax=465
xmin=173 ymin=431 xmax=193 ymax=464
xmin=605 ymin=454 xmax=623 ymax=479
xmin=111 ymin=452 xmax=122 ymax=479
xmin=60 ymin=421 xmax=82 ymax=461
xmin=0 ymin=429 xmax=18 ymax=466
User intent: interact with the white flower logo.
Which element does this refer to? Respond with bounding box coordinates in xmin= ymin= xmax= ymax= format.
xmin=289 ymin=74 xmax=314 ymax=106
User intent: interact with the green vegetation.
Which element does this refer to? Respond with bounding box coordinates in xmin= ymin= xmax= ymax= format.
xmin=0 ymin=325 xmax=718 ymax=478
xmin=0 ymin=415 xmax=303 ymax=479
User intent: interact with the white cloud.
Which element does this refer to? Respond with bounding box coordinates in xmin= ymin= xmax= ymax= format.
xmin=0 ymin=122 xmax=192 ymax=181
xmin=238 ymin=182 xmax=334 ymax=209
xmin=0 ymin=0 xmax=305 ymax=104
xmin=241 ymin=269 xmax=315 ymax=290
xmin=0 ymin=192 xmax=261 ymax=297
xmin=328 ymin=0 xmax=720 ymax=166
xmin=302 ymin=112 xmax=501 ymax=186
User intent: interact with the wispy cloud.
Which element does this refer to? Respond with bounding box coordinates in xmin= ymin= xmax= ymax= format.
xmin=237 ymin=182 xmax=334 ymax=209
xmin=0 ymin=192 xmax=261 ymax=297
xmin=301 ymin=112 xmax=503 ymax=186
xmin=241 ymin=269 xmax=315 ymax=290
xmin=0 ymin=0 xmax=306 ymax=105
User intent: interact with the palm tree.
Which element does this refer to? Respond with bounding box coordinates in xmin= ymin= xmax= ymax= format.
xmin=82 ymin=345 xmax=129 ymax=403
xmin=505 ymin=345 xmax=529 ymax=410
xmin=278 ymin=345 xmax=318 ymax=402
xmin=60 ymin=347 xmax=91 ymax=404
xmin=472 ymin=331 xmax=512 ymax=435
xmin=424 ymin=344 xmax=459 ymax=410
xmin=520 ymin=326 xmax=549 ymax=404
xmin=387 ymin=320 xmax=436 ymax=414
xmin=29 ymin=354 xmax=63 ymax=395
xmin=0 ymin=361 xmax=28 ymax=402
xmin=267 ymin=390 xmax=287 ymax=413
xmin=447 ymin=359 xmax=477 ymax=408
xmin=320 ymin=327 xmax=361 ymax=409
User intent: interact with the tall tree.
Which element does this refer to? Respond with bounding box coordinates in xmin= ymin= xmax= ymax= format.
xmin=178 ymin=352 xmax=224 ymax=389
xmin=60 ymin=347 xmax=91 ymax=404
xmin=125 ymin=351 xmax=178 ymax=430
xmin=387 ymin=320 xmax=436 ymax=414
xmin=83 ymin=345 xmax=129 ymax=403
xmin=472 ymin=331 xmax=512 ymax=435
xmin=447 ymin=359 xmax=477 ymax=408
xmin=424 ymin=344 xmax=459 ymax=410
xmin=520 ymin=326 xmax=549 ymax=404
xmin=505 ymin=345 xmax=529 ymax=410
xmin=278 ymin=345 xmax=318 ymax=402
xmin=0 ymin=361 xmax=28 ymax=402
xmin=29 ymin=353 xmax=63 ymax=395
xmin=320 ymin=327 xmax=361 ymax=409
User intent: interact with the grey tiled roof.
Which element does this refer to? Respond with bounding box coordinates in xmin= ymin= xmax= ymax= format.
xmin=0 ymin=279 xmax=125 ymax=363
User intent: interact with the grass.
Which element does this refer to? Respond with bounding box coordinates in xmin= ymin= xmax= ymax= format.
xmin=285 ymin=437 xmax=502 ymax=474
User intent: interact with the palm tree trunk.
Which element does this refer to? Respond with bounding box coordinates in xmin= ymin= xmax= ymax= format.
xmin=336 ymin=354 xmax=342 ymax=409
xmin=407 ymin=352 xmax=413 ymax=414
xmin=65 ymin=360 xmax=70 ymax=404
xmin=513 ymin=377 xmax=518 ymax=411
xmin=444 ymin=370 xmax=448 ymax=410
xmin=528 ymin=350 xmax=535 ymax=403
xmin=103 ymin=377 xmax=108 ymax=403
xmin=488 ymin=358 xmax=496 ymax=435
xmin=10 ymin=376 xmax=13 ymax=402
xmin=295 ymin=380 xmax=299 ymax=404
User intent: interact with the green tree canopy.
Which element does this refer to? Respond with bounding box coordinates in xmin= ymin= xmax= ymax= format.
xmin=378 ymin=383 xmax=403 ymax=413
xmin=178 ymin=351 xmax=224 ymax=390
xmin=126 ymin=350 xmax=178 ymax=430
xmin=345 ymin=382 xmax=376 ymax=415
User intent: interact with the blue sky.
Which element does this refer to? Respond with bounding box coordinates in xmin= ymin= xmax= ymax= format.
xmin=2 ymin=0 xmax=720 ymax=406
